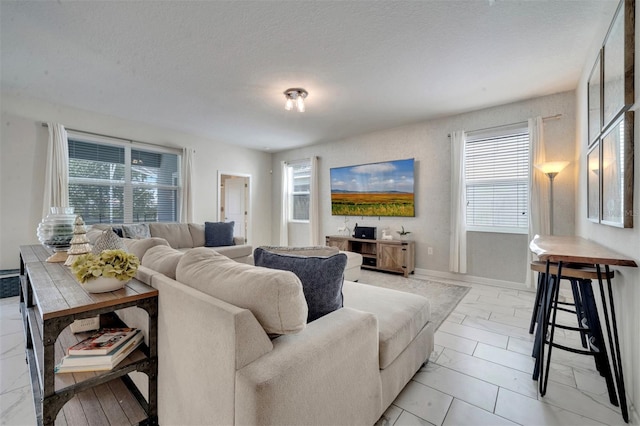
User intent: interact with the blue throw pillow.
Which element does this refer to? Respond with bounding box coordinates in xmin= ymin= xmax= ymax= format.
xmin=253 ymin=247 xmax=347 ymax=323
xmin=204 ymin=221 xmax=235 ymax=247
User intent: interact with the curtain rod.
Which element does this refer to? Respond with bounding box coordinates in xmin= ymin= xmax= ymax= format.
xmin=284 ymin=157 xmax=313 ymax=165
xmin=447 ymin=114 xmax=563 ymax=138
xmin=41 ymin=122 xmax=181 ymax=151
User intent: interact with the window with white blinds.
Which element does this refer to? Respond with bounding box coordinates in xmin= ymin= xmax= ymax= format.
xmin=68 ymin=136 xmax=181 ymax=224
xmin=465 ymin=126 xmax=530 ymax=233
xmin=286 ymin=160 xmax=311 ymax=222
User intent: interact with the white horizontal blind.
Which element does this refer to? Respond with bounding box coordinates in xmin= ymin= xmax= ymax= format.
xmin=68 ymin=138 xmax=180 ymax=224
xmin=465 ymin=127 xmax=530 ymax=232
xmin=131 ymin=148 xmax=180 ymax=222
xmin=288 ymin=160 xmax=311 ymax=221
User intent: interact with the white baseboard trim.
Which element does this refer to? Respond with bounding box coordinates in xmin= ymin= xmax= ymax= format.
xmin=413 ymin=267 xmax=533 ymax=292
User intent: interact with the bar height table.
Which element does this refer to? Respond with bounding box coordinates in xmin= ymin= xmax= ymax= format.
xmin=529 ymin=235 xmax=637 ymax=423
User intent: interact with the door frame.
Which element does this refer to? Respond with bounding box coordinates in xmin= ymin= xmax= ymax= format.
xmin=217 ymin=171 xmax=251 ymax=243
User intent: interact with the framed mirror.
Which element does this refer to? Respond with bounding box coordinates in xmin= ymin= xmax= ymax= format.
xmin=602 ymin=0 xmax=635 ymax=129
xmin=600 ymin=112 xmax=634 ymax=228
xmin=217 ymin=172 xmax=251 ymax=242
xmin=587 ymin=142 xmax=600 ymax=222
xmin=585 ymin=0 xmax=635 ymax=227
xmin=588 ymin=51 xmax=602 ymax=146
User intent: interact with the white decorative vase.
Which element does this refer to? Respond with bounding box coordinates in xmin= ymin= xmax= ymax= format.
xmin=82 ymin=277 xmax=129 ymax=293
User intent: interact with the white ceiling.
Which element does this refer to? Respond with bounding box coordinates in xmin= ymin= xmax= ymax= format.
xmin=1 ymin=1 xmax=618 ymax=152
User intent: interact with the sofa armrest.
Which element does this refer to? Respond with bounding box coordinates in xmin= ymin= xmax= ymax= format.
xmin=235 ymin=307 xmax=382 ymax=426
xmin=233 ymin=236 xmax=246 ymax=245
xmin=118 ymin=273 xmax=273 ymax=425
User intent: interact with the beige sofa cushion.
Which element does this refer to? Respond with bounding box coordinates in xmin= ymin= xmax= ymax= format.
xmin=176 ymin=248 xmax=308 ymax=335
xmin=188 ymin=223 xmax=206 ymax=247
xmin=142 ymin=245 xmax=184 ymax=279
xmin=211 ymin=244 xmax=253 ymax=260
xmin=149 ymin=223 xmax=193 ymax=249
xmin=342 ymin=280 xmax=431 ymax=369
xmin=123 ymin=237 xmax=170 ymax=261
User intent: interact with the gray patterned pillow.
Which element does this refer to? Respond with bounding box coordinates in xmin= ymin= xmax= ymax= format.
xmin=91 ymin=229 xmax=126 ymax=254
xmin=253 ymin=247 xmax=347 ymax=323
xmin=122 ymin=223 xmax=151 ymax=239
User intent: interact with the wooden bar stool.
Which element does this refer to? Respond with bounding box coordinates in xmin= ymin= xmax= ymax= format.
xmin=529 ymin=261 xmax=618 ymax=405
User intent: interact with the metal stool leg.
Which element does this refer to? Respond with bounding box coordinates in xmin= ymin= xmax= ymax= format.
xmin=540 ymin=261 xmax=562 ymax=396
xmin=569 ymin=279 xmax=588 ymax=348
xmin=529 ymin=271 xmax=545 ymax=334
xmin=597 ymin=265 xmax=628 ymax=421
xmin=579 ymin=280 xmax=618 ymax=406
xmin=533 ymin=266 xmax=555 ymax=381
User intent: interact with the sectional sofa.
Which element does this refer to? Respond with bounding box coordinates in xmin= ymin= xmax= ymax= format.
xmin=90 ymin=222 xmax=364 ymax=281
xmin=90 ymin=222 xmax=252 ymax=262
xmin=116 ymin=244 xmax=434 ymax=425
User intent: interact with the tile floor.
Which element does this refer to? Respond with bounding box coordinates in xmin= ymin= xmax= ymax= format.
xmin=376 ymin=275 xmax=630 ymax=426
xmin=0 ymin=274 xmax=631 ymax=425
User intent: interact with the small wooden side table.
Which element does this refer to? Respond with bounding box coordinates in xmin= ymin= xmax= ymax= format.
xmin=19 ymin=245 xmax=158 ymax=425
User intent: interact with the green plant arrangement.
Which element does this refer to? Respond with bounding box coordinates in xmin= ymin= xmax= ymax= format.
xmin=71 ymin=249 xmax=140 ymax=284
xmin=397 ymin=226 xmax=411 ymax=237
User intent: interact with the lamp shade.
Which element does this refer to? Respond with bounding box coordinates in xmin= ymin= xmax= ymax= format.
xmin=285 ymin=98 xmax=294 ymax=111
xmin=535 ymin=161 xmax=569 ymax=175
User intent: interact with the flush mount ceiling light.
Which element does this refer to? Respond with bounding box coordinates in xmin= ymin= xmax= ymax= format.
xmin=283 ymin=88 xmax=308 ymax=112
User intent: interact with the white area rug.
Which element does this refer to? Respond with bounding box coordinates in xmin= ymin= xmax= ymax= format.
xmin=357 ymin=269 xmax=470 ymax=330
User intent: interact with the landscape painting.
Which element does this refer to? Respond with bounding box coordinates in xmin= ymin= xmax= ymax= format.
xmin=330 ymin=158 xmax=415 ymax=217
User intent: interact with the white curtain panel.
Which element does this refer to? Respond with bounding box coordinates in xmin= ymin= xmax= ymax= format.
xmin=279 ymin=161 xmax=290 ymax=245
xmin=180 ymin=147 xmax=195 ymax=223
xmin=42 ymin=123 xmax=69 ymax=218
xmin=449 ymin=130 xmax=467 ymax=274
xmin=526 ymin=116 xmax=549 ymax=287
xmin=309 ymin=156 xmax=321 ymax=246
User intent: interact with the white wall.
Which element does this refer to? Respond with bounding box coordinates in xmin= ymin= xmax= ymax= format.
xmin=575 ymin=6 xmax=640 ymax=419
xmin=0 ymin=94 xmax=273 ymax=270
xmin=272 ymin=91 xmax=577 ymax=286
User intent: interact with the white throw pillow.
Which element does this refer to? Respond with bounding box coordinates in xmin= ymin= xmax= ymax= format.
xmin=142 ymin=245 xmax=183 ymax=279
xmin=176 ymin=248 xmax=308 ymax=336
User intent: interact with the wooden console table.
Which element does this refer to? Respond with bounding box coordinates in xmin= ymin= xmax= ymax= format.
xmin=326 ymin=235 xmax=415 ymax=277
xmin=19 ymin=245 xmax=158 ymax=425
xmin=529 ymin=235 xmax=637 ymax=423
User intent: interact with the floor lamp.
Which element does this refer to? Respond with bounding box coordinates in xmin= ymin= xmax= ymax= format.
xmin=535 ymin=161 xmax=569 ymax=235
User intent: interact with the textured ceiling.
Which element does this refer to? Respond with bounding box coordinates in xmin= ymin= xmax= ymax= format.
xmin=1 ymin=1 xmax=617 ymax=151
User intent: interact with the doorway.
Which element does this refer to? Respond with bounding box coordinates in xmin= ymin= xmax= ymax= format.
xmin=218 ymin=172 xmax=251 ymax=243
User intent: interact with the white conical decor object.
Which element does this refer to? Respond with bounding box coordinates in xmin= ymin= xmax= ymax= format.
xmin=65 ymin=216 xmax=92 ymax=266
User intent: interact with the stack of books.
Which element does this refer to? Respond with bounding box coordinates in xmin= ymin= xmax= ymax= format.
xmin=55 ymin=327 xmax=143 ymax=374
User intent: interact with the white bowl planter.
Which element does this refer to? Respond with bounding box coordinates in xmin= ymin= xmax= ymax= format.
xmin=82 ymin=276 xmax=129 ymax=293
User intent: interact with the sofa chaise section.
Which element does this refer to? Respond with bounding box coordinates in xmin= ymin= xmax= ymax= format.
xmin=343 ymin=281 xmax=434 ymax=408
